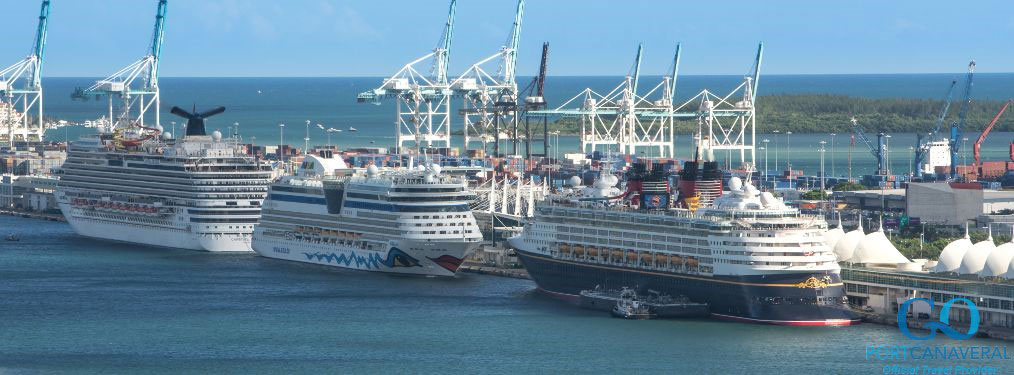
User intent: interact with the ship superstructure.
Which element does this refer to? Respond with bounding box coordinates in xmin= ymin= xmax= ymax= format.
xmin=56 ymin=123 xmax=272 ymax=252
xmin=509 ymin=162 xmax=858 ymax=326
xmin=252 ymin=154 xmax=483 ymax=276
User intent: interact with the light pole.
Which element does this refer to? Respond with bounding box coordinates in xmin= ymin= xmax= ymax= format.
xmin=830 ymin=133 xmax=836 ymax=177
xmin=786 ymin=131 xmax=792 ymax=171
xmin=819 ymin=140 xmax=827 ymax=193
xmin=761 ymin=145 xmax=768 ymax=184
xmin=304 ymin=120 xmax=311 ymax=155
xmin=773 ymin=130 xmax=780 ymax=174
xmin=278 ymin=123 xmax=285 ymax=162
xmin=327 ymin=128 xmax=337 ymax=147
xmin=884 ymin=134 xmax=892 ymax=175
xmin=171 ymin=121 xmax=176 ymax=140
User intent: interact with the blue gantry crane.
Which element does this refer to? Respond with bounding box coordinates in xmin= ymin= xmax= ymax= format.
xmin=0 ymin=0 xmax=50 ymax=144
xmin=949 ymin=61 xmax=975 ymax=180
xmin=77 ymin=0 xmax=168 ymax=131
xmin=850 ymin=117 xmax=886 ymax=176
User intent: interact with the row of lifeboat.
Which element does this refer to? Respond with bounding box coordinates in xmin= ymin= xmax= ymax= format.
xmin=72 ymin=198 xmax=161 ymax=215
xmin=294 ymin=226 xmax=362 ymax=240
xmin=557 ymin=243 xmax=700 ymax=268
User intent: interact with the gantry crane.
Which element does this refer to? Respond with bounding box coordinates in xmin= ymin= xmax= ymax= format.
xmin=357 ymin=0 xmax=456 ymax=154
xmin=949 ymin=61 xmax=975 ymax=180
xmin=454 ymin=0 xmax=526 ymax=156
xmin=76 ymin=0 xmax=168 ymax=133
xmin=520 ymin=42 xmax=549 ymax=160
xmin=0 ymin=0 xmax=50 ymax=146
xmin=851 ymin=117 xmax=886 ymax=176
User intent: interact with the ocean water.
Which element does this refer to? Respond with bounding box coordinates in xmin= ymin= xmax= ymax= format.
xmin=37 ymin=74 xmax=1014 ymax=177
xmin=1 ymin=216 xmax=1011 ymax=374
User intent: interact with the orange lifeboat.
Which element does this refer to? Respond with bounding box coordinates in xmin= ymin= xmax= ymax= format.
xmin=626 ymin=251 xmax=637 ymax=262
xmin=686 ymin=257 xmax=700 ymax=268
xmin=559 ymin=243 xmax=571 ymax=253
xmin=656 ymin=254 xmax=670 ymax=266
xmin=587 ymin=247 xmax=599 ymax=257
xmin=573 ymin=245 xmax=585 ymax=256
xmin=611 ymin=249 xmax=624 ymax=259
xmin=672 ymin=255 xmax=683 ymax=265
xmin=640 ymin=252 xmax=653 ymax=263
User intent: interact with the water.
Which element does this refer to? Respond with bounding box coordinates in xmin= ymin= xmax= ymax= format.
xmin=1 ymin=217 xmax=1011 ymax=373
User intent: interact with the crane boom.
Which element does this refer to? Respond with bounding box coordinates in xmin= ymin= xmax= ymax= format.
xmin=32 ymin=0 xmax=50 ymax=85
xmin=668 ymin=43 xmax=681 ymax=105
xmin=535 ymin=42 xmax=548 ymax=97
xmin=932 ymin=80 xmax=957 ymax=135
xmin=148 ymin=0 xmax=168 ymax=89
xmin=503 ymin=0 xmax=525 ymax=84
xmin=851 ymin=117 xmax=885 ymax=175
xmin=751 ymin=42 xmax=764 ymax=101
xmin=631 ymin=44 xmax=643 ymax=94
xmin=434 ymin=0 xmax=455 ymax=83
xmin=974 ymin=100 xmax=1011 ymax=165
xmin=950 ymin=61 xmax=975 ymax=179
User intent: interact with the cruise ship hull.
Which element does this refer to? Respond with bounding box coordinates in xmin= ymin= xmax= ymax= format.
xmin=58 ymin=201 xmax=253 ymax=253
xmin=252 ymin=234 xmax=480 ymax=277
xmin=516 ymin=249 xmax=859 ymax=326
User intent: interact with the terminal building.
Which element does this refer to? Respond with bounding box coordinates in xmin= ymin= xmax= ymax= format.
xmin=826 ymin=221 xmax=1014 ymax=339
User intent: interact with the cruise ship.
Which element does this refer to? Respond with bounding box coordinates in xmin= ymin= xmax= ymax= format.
xmin=251 ymin=154 xmax=483 ymax=276
xmin=508 ymin=162 xmax=859 ymax=326
xmin=55 ymin=107 xmax=273 ymax=252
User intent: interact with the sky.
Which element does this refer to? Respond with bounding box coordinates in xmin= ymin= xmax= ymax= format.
xmin=3 ymin=0 xmax=1012 ymax=77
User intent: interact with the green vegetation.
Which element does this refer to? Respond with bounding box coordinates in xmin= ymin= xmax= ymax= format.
xmin=544 ymin=94 xmax=1013 ymax=135
xmin=832 ymin=181 xmax=866 ymax=192
xmin=887 ymin=227 xmax=1010 ymax=261
xmin=800 ymin=190 xmax=828 ymax=200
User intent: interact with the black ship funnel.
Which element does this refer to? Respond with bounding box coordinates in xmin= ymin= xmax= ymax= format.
xmin=170 ymin=105 xmax=226 ymax=136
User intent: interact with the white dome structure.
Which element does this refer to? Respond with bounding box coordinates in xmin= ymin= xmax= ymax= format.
xmin=934 ymin=232 xmax=973 ymax=272
xmin=849 ymin=227 xmax=910 ymax=265
xmin=957 ymin=236 xmax=995 ymax=274
xmin=823 ymin=215 xmax=845 ymax=251
xmin=981 ymin=241 xmax=1014 ymax=277
xmin=834 ymin=222 xmax=865 ymax=262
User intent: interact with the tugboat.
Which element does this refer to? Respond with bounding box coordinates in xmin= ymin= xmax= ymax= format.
xmin=611 ymin=288 xmax=655 ymax=320
xmin=581 ymin=287 xmax=709 ymax=319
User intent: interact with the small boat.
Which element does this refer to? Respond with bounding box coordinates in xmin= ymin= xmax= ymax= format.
xmin=5 ymin=233 xmax=19 ymax=241
xmin=580 ymin=287 xmax=709 ymax=319
xmin=611 ymin=289 xmax=654 ymax=320
xmin=349 ymin=127 xmax=357 ymax=132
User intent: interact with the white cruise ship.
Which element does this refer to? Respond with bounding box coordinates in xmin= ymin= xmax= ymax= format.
xmin=252 ymin=153 xmax=483 ymax=276
xmin=508 ymin=161 xmax=858 ymax=326
xmin=55 ymin=107 xmax=272 ymax=252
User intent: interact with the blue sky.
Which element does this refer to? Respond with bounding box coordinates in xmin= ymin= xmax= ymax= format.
xmin=3 ymin=0 xmax=1012 ymax=77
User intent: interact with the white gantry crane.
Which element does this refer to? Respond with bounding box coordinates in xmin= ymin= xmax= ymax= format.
xmin=357 ymin=0 xmax=457 ymax=154
xmin=668 ymin=43 xmax=763 ymax=167
xmin=534 ymin=43 xmax=680 ymax=158
xmin=454 ymin=0 xmax=525 ymax=156
xmin=0 ymin=0 xmax=50 ymax=146
xmin=77 ymin=0 xmax=167 ymax=132
xmin=536 ymin=42 xmax=763 ymax=166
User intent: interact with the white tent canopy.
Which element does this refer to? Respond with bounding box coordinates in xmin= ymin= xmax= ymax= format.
xmin=934 ymin=233 xmax=973 ymax=273
xmin=957 ymin=236 xmax=996 ymax=274
xmin=849 ymin=227 xmax=911 ymax=265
